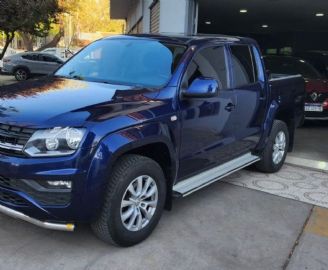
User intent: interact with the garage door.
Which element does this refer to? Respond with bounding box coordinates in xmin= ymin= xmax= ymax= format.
xmin=150 ymin=0 xmax=160 ymax=33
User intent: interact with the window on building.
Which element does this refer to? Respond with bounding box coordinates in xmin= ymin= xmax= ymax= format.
xmin=183 ymin=46 xmax=229 ymax=90
xmin=150 ymin=1 xmax=160 ymax=33
xmin=230 ymin=45 xmax=257 ymax=87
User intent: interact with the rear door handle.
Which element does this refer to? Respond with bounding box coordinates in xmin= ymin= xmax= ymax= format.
xmin=225 ymin=103 xmax=236 ymax=112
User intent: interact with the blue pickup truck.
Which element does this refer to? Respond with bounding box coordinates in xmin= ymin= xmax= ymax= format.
xmin=0 ymin=34 xmax=305 ymax=246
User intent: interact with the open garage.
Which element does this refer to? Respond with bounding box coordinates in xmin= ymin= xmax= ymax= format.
xmin=196 ymin=0 xmax=328 ymax=168
xmin=197 ymin=0 xmax=328 ymax=53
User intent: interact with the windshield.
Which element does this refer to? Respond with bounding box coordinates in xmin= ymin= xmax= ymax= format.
xmin=55 ymin=39 xmax=186 ymax=88
xmin=265 ymin=57 xmax=323 ymax=79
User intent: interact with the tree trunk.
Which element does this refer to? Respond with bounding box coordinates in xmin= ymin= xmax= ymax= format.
xmin=37 ymin=28 xmax=64 ymax=51
xmin=21 ymin=33 xmax=34 ymax=51
xmin=0 ymin=32 xmax=15 ymax=60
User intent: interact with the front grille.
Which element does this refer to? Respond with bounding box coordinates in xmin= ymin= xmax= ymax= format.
xmin=0 ymin=189 xmax=28 ymax=206
xmin=0 ymin=124 xmax=35 ymax=157
xmin=0 ymin=176 xmax=71 ymax=206
xmin=305 ymin=92 xmax=328 ymax=103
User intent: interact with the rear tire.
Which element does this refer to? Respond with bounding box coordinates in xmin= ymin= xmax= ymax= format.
xmin=255 ymin=120 xmax=289 ymax=173
xmin=91 ymin=154 xmax=166 ymax=247
xmin=14 ymin=68 xmax=29 ymax=81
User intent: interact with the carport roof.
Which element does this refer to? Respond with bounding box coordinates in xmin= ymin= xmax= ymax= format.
xmin=110 ymin=0 xmax=129 ymax=19
xmin=198 ymin=0 xmax=328 ymax=34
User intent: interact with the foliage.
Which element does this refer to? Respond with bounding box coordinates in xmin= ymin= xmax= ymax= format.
xmin=0 ymin=0 xmax=63 ymax=59
xmin=72 ymin=0 xmax=125 ymax=34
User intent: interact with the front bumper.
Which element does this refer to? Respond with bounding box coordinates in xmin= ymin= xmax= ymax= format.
xmin=305 ymin=110 xmax=328 ymax=120
xmin=1 ymin=64 xmax=14 ymax=74
xmin=0 ymin=146 xmax=106 ymax=226
xmin=0 ymin=203 xmax=75 ymax=231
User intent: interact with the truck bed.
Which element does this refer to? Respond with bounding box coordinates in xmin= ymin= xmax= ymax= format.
xmin=269 ymin=74 xmax=306 ymax=128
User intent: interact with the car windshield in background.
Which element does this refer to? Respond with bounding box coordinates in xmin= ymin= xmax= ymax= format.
xmin=265 ymin=57 xmax=323 ymax=79
xmin=294 ymin=60 xmax=323 ymax=79
xmin=55 ymin=39 xmax=186 ymax=88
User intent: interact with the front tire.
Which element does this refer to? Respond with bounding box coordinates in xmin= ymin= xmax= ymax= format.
xmin=91 ymin=154 xmax=166 ymax=247
xmin=255 ymin=120 xmax=289 ymax=173
xmin=14 ymin=68 xmax=29 ymax=81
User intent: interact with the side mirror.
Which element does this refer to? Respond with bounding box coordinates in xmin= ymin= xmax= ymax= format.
xmin=183 ymin=77 xmax=219 ymax=98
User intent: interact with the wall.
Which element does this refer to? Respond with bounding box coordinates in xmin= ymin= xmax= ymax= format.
xmin=125 ymin=0 xmax=195 ymax=34
xmin=126 ymin=0 xmax=152 ymax=33
xmin=159 ymin=0 xmax=190 ymax=34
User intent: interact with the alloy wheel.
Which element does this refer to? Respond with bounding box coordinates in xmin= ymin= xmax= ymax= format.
xmin=120 ymin=175 xmax=158 ymax=232
xmin=16 ymin=69 xmax=27 ymax=81
xmin=272 ymin=131 xmax=286 ymax=165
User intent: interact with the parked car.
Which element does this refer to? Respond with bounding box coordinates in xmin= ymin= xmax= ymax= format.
xmin=41 ymin=47 xmax=74 ymax=60
xmin=295 ymin=51 xmax=328 ymax=79
xmin=2 ymin=52 xmax=64 ymax=81
xmin=0 ymin=47 xmax=17 ymax=71
xmin=0 ymin=34 xmax=305 ymax=246
xmin=264 ymin=55 xmax=328 ymax=121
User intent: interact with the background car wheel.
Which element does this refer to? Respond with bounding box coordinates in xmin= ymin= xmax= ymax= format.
xmin=14 ymin=68 xmax=29 ymax=81
xmin=255 ymin=120 xmax=289 ymax=173
xmin=91 ymin=154 xmax=166 ymax=247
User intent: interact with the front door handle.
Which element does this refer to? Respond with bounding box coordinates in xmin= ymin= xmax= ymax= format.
xmin=225 ymin=103 xmax=236 ymax=112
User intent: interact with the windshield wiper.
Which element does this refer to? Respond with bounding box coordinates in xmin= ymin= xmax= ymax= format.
xmin=54 ymin=74 xmax=85 ymax=81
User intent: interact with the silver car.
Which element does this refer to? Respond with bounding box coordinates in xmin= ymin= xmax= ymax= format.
xmin=2 ymin=52 xmax=64 ymax=81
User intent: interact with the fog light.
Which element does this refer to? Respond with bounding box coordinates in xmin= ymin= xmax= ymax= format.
xmin=47 ymin=180 xmax=72 ymax=189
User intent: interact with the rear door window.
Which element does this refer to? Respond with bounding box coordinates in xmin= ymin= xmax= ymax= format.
xmin=40 ymin=54 xmax=57 ymax=63
xmin=22 ymin=54 xmax=39 ymax=61
xmin=230 ymin=45 xmax=257 ymax=87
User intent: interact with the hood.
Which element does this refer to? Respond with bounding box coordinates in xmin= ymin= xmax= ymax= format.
xmin=0 ymin=77 xmax=162 ymax=128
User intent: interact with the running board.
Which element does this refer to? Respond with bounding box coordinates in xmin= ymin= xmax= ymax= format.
xmin=173 ymin=153 xmax=260 ymax=197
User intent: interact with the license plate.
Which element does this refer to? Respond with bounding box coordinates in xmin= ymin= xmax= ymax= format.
xmin=305 ymin=104 xmax=323 ymax=112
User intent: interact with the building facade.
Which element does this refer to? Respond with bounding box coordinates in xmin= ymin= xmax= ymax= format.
xmin=110 ymin=0 xmax=198 ymax=35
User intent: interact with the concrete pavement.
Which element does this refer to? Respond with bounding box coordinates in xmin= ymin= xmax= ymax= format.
xmin=292 ymin=121 xmax=328 ymax=162
xmin=0 ymin=165 xmax=321 ymax=270
xmin=287 ymin=207 xmax=328 ymax=270
xmin=0 ymin=74 xmax=16 ymax=86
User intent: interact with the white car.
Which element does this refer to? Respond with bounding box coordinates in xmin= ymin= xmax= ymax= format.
xmin=0 ymin=47 xmax=17 ymax=71
xmin=41 ymin=48 xmax=74 ymax=60
xmin=2 ymin=52 xmax=64 ymax=81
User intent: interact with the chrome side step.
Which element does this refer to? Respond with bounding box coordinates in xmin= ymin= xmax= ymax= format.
xmin=173 ymin=153 xmax=260 ymax=197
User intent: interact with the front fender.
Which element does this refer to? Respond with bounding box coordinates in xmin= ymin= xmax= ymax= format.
xmin=84 ymin=122 xmax=178 ymax=218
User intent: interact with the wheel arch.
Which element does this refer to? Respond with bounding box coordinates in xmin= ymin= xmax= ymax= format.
xmin=87 ymin=123 xmax=178 ymax=213
xmin=13 ymin=65 xmax=30 ymax=74
xmin=257 ymin=100 xmax=296 ymax=153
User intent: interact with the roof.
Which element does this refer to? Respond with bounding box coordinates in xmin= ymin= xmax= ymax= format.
xmin=102 ymin=33 xmax=257 ymax=47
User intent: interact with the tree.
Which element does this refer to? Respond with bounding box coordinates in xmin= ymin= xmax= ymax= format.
xmin=0 ymin=0 xmax=63 ymax=59
xmin=73 ymin=0 xmax=125 ymax=34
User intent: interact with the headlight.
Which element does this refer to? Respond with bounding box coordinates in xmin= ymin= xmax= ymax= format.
xmin=24 ymin=127 xmax=86 ymax=157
